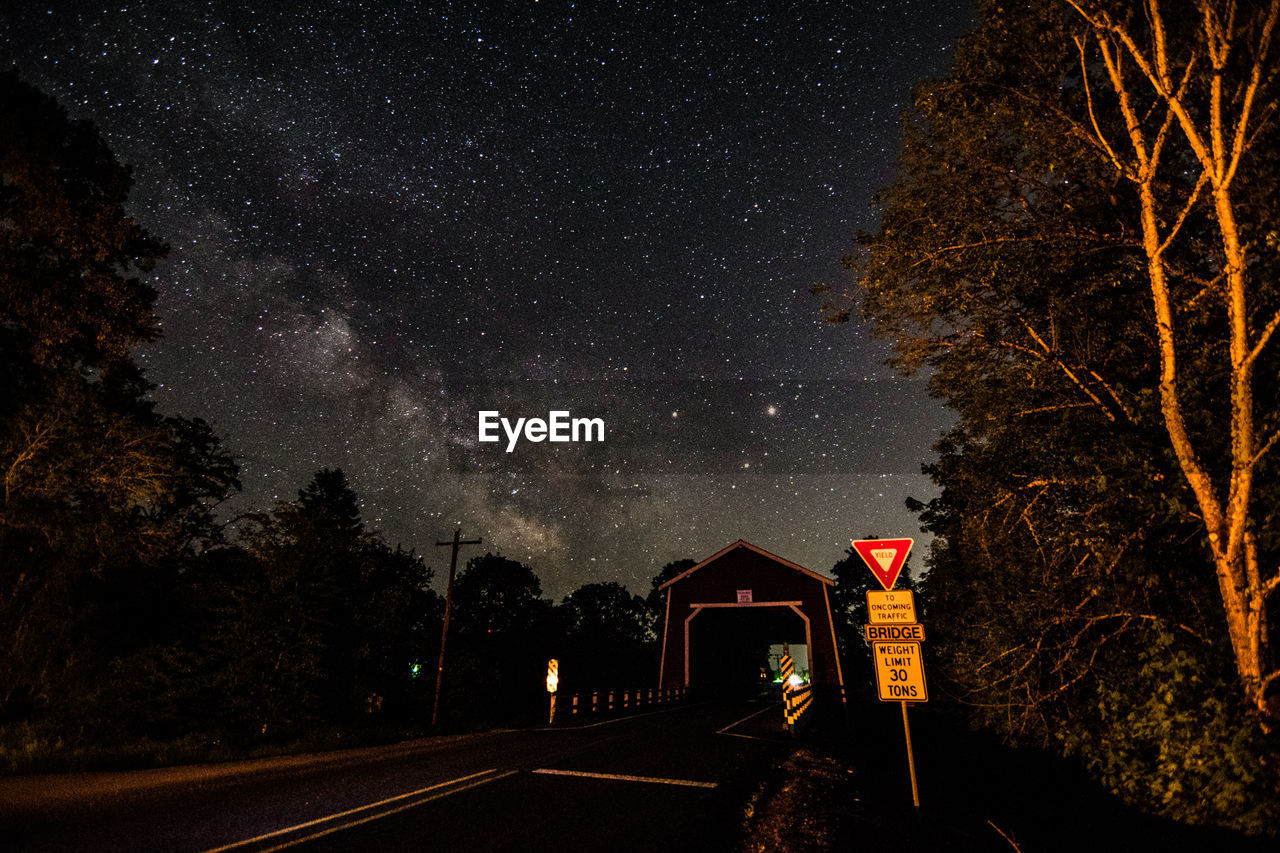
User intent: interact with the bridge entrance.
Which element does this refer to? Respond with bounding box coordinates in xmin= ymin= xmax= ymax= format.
xmin=687 ymin=605 xmax=806 ymax=696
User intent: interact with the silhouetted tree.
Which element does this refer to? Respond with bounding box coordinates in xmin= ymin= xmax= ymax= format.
xmin=451 ymin=553 xmax=548 ymax=638
xmin=226 ymin=469 xmax=436 ymax=735
xmin=559 ymin=581 xmax=654 ymax=689
xmin=446 ymin=553 xmax=556 ymax=725
xmin=0 ymin=70 xmax=162 ymax=370
xmin=646 ymin=558 xmax=695 ymax=619
xmin=0 ymin=71 xmax=239 ymax=726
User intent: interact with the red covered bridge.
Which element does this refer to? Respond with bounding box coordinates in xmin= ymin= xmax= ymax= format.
xmin=656 ymin=540 xmax=845 ymax=697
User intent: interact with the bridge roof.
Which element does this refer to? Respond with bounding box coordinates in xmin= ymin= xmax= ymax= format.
xmin=657 ymin=539 xmax=835 ymax=591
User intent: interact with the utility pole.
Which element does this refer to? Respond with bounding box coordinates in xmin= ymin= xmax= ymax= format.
xmin=431 ymin=528 xmax=482 ymax=728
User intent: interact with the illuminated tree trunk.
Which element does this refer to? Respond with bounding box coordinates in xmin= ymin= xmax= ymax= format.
xmin=1068 ymin=0 xmax=1280 ymax=723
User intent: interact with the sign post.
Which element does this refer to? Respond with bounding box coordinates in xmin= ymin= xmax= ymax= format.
xmin=901 ymin=701 xmax=920 ymax=810
xmin=852 ymin=538 xmax=925 ymax=809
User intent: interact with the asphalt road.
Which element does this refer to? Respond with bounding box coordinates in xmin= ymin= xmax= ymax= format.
xmin=1 ymin=698 xmax=791 ymax=852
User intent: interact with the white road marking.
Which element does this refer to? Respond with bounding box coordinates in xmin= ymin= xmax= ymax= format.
xmin=256 ymin=771 xmax=518 ymax=851
xmin=200 ymin=768 xmax=511 ymax=852
xmin=715 ymin=702 xmax=781 ymax=740
xmin=531 ymin=768 xmax=718 ymax=789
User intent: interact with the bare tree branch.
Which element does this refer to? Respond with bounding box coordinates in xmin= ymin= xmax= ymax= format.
xmin=1075 ymin=33 xmax=1129 ymax=176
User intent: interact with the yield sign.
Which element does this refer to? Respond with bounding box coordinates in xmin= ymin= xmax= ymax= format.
xmin=851 ymin=538 xmax=913 ymax=590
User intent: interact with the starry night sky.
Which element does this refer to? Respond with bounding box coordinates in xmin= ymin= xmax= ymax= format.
xmin=3 ymin=1 xmax=971 ymax=596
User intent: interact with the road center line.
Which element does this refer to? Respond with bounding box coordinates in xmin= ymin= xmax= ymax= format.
xmin=715 ymin=702 xmax=780 ymax=739
xmin=531 ymin=768 xmax=718 ymax=789
xmin=256 ymin=771 xmax=518 ymax=852
xmin=199 ymin=768 xmax=504 ymax=853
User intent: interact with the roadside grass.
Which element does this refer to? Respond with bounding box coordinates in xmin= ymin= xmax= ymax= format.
xmin=739 ymin=747 xmax=857 ymax=852
xmin=739 ymin=700 xmax=1277 ymax=852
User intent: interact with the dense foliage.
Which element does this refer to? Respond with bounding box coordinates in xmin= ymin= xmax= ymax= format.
xmin=835 ymin=0 xmax=1280 ymax=833
xmin=559 ymin=580 xmax=655 ymax=689
xmin=0 ymin=69 xmax=238 ymax=725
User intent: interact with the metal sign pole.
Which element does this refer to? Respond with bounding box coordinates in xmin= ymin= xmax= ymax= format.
xmin=900 ymin=700 xmax=920 ymax=809
xmin=854 ymin=537 xmax=925 ymax=811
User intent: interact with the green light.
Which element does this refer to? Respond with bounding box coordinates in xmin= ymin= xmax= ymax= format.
xmin=409 ymin=662 xmax=422 ymax=679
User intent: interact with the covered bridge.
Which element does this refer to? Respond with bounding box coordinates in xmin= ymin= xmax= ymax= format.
xmin=656 ymin=540 xmax=845 ymax=696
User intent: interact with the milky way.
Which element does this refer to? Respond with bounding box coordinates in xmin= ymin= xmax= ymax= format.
xmin=3 ymin=1 xmax=972 ymax=595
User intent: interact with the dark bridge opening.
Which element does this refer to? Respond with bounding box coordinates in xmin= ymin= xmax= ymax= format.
xmin=688 ymin=606 xmax=806 ymax=697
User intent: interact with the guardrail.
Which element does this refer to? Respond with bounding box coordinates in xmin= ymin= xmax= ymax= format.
xmin=563 ymin=686 xmax=690 ymax=719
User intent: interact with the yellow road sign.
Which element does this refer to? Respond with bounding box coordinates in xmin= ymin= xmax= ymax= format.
xmin=866 ymin=589 xmax=917 ymax=624
xmin=871 ymin=641 xmax=927 ymax=702
xmin=865 ymin=623 xmax=925 ymax=642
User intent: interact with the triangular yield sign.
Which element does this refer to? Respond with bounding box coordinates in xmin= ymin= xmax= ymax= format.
xmin=851 ymin=538 xmax=913 ymax=590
